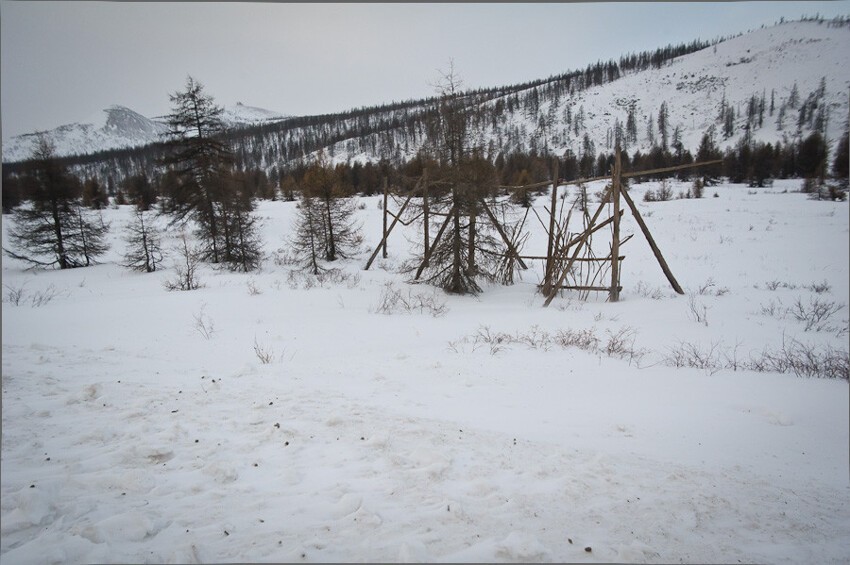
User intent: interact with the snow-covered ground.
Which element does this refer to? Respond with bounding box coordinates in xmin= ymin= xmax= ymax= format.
xmin=2 ymin=179 xmax=849 ymax=563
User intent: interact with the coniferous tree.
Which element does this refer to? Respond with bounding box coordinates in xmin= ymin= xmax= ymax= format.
xmin=797 ymin=131 xmax=828 ymax=181
xmin=160 ymin=77 xmax=263 ymax=271
xmin=122 ymin=209 xmax=165 ymax=273
xmin=626 ymin=105 xmax=638 ymax=145
xmin=832 ymin=129 xmax=849 ymax=185
xmin=82 ymin=177 xmax=108 ymax=209
xmin=4 ymin=136 xmax=108 ymax=269
xmin=646 ymin=113 xmax=655 ymax=147
xmin=657 ymin=101 xmax=669 ymax=151
xmin=291 ymin=156 xmax=362 ymax=273
xmin=160 ymin=76 xmax=233 ymax=263
xmin=788 ymin=82 xmax=800 ymax=108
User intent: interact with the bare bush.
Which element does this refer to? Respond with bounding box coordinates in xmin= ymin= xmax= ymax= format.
xmin=687 ymin=293 xmax=709 ymax=326
xmin=759 ymin=298 xmax=786 ymax=318
xmin=246 ymin=279 xmax=262 ymax=296
xmin=633 ymin=281 xmax=665 ymax=300
xmin=643 ymin=181 xmax=673 ymax=202
xmin=663 ymin=340 xmax=724 ymax=374
xmin=3 ymin=283 xmax=27 ymax=306
xmin=164 ymin=232 xmax=203 ymax=291
xmin=273 ymin=248 xmax=299 ymax=267
xmin=806 ymin=280 xmax=831 ymax=294
xmin=286 ymin=268 xmax=362 ymax=290
xmin=253 ymin=336 xmax=275 ymax=364
xmin=764 ymin=279 xmax=798 ymax=291
xmin=554 ymin=328 xmax=601 ymax=352
xmin=372 ymin=282 xmax=449 ymax=317
xmin=748 ymin=337 xmax=849 ymax=380
xmin=192 ymin=303 xmax=216 ymax=340
xmin=604 ymin=327 xmax=645 ymax=363
xmin=29 ymin=284 xmax=65 ymax=307
xmin=788 ymin=296 xmax=845 ymax=332
xmin=450 ymin=325 xmax=643 ymax=362
xmin=4 ymin=282 xmax=66 ymax=308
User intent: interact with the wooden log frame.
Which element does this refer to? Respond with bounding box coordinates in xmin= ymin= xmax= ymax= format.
xmin=540 ymin=158 xmax=722 ymax=306
xmin=542 ymin=204 xmax=622 ymax=307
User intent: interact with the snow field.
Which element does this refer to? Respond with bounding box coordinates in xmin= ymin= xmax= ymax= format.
xmin=2 ymin=178 xmax=849 ymax=563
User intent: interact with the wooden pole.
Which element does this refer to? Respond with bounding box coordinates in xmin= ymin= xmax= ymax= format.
xmin=610 ymin=146 xmax=622 ymax=302
xmin=619 ymin=186 xmax=684 ymax=294
xmin=423 ymin=169 xmax=430 ymax=260
xmin=381 ymin=176 xmax=389 ymax=259
xmin=543 ymin=189 xmax=614 ymax=307
xmin=364 ymin=193 xmax=414 ymax=270
xmin=621 ymin=159 xmax=723 ymax=179
xmin=543 ymin=158 xmax=559 ymax=295
xmin=480 ymin=199 xmax=528 ymax=270
xmin=543 ymin=213 xmax=622 ymax=307
xmin=415 ymin=205 xmax=455 ymax=280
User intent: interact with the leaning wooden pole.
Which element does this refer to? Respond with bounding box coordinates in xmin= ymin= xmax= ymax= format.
xmin=422 ymin=169 xmax=430 ymax=259
xmin=415 ymin=205 xmax=456 ymax=280
xmin=619 ymin=186 xmax=684 ymax=294
xmin=382 ymin=176 xmax=389 ymax=259
xmin=479 ymin=199 xmax=528 ymax=270
xmin=364 ymin=190 xmax=416 ymax=271
xmin=543 ymin=187 xmax=612 ymax=307
xmin=542 ymin=209 xmax=623 ymax=307
xmin=610 ymin=145 xmax=622 ymax=302
xmin=543 ymin=158 xmax=560 ymax=295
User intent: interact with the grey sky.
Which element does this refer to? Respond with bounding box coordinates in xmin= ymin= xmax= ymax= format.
xmin=2 ymin=1 xmax=849 ymax=140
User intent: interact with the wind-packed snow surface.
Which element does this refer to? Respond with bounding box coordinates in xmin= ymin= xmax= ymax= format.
xmin=2 ymin=179 xmax=849 ymax=563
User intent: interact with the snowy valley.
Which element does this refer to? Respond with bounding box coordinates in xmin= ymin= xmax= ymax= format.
xmin=2 ymin=177 xmax=849 ymax=563
xmin=2 ymin=14 xmax=850 ymax=565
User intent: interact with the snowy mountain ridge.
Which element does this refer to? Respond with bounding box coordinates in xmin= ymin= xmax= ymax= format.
xmin=2 ymin=102 xmax=287 ymax=162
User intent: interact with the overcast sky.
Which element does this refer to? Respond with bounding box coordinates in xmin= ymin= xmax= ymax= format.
xmin=2 ymin=1 xmax=849 ymax=140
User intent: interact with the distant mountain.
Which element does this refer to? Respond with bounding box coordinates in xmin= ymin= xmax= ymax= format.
xmin=221 ymin=102 xmax=287 ymax=127
xmin=2 ymin=103 xmax=286 ymax=162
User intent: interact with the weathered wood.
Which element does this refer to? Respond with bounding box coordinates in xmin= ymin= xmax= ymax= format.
xmin=423 ymin=169 xmax=430 ymax=259
xmin=382 ymin=176 xmax=389 ymax=259
xmin=414 ymin=205 xmax=455 ymax=280
xmin=543 ymin=158 xmax=560 ymax=295
xmin=619 ymin=186 xmax=685 ymax=294
xmin=543 ymin=192 xmax=614 ymax=307
xmin=557 ymin=285 xmax=623 ymax=292
xmin=364 ymin=192 xmax=414 ymax=270
xmin=524 ymin=255 xmax=625 ymax=262
xmin=610 ymin=146 xmax=622 ymax=302
xmin=479 ymin=199 xmax=528 ymax=270
xmin=498 ymin=178 xmax=555 ymax=192
xmin=621 ymin=159 xmax=724 ymax=179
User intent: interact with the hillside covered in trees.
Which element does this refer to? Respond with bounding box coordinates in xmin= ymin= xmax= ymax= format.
xmin=3 ymin=16 xmax=849 ymax=209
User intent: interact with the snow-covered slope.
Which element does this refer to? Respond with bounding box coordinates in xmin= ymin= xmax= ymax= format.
xmin=221 ymin=102 xmax=287 ymax=128
xmin=2 ymin=103 xmax=286 ymax=162
xmin=538 ymin=19 xmax=850 ymax=156
xmin=2 ymin=106 xmax=168 ymax=162
xmin=318 ymin=19 xmax=850 ymax=167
